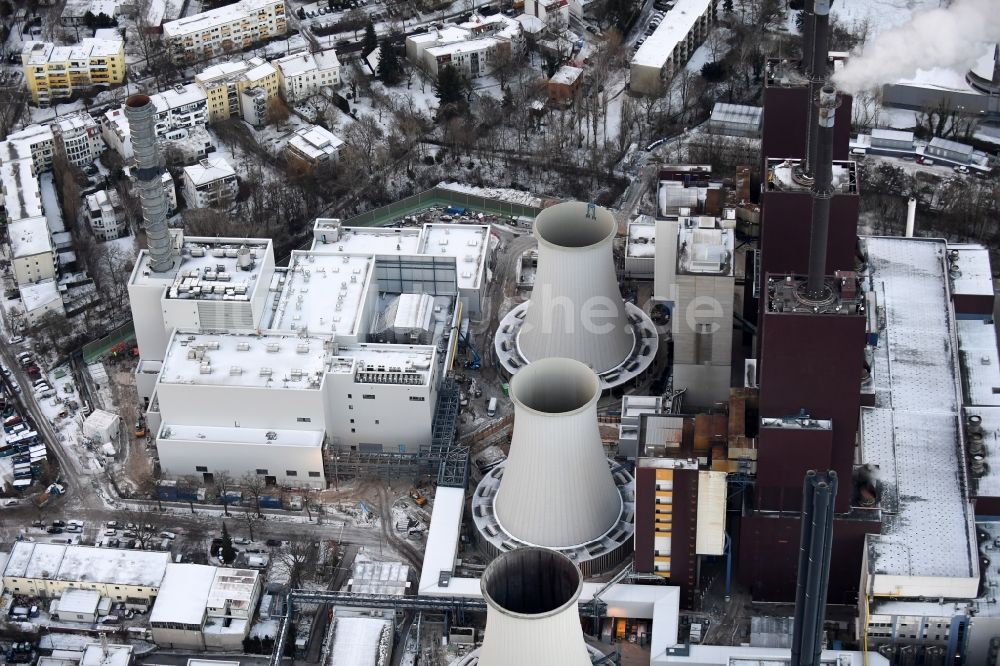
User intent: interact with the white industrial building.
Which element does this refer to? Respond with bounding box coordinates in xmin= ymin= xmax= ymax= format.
xmin=275 ymin=48 xmax=341 ymax=102
xmin=150 ymin=564 xmax=261 ymax=650
xmin=52 ymin=112 xmax=104 ymax=169
xmin=182 ymin=158 xmax=238 ymax=209
xmin=128 ymin=219 xmax=490 ymax=487
xmin=2 ymin=542 xmax=169 ymax=607
xmin=85 ymin=189 xmax=125 ymax=241
xmin=654 ymin=213 xmax=735 ymax=409
xmin=54 ymin=588 xmax=102 ymax=623
xmin=83 ymin=408 xmax=120 ymax=445
xmin=630 ymin=0 xmax=715 ymax=95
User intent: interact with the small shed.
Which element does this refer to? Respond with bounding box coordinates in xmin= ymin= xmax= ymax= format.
xmin=82 ymin=409 xmax=120 ymax=445
xmin=56 ymin=588 xmax=101 ymax=623
xmin=547 ymin=65 xmax=583 ymax=105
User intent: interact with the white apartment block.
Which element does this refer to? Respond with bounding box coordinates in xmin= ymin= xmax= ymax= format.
xmin=162 ymin=0 xmax=287 ymax=65
xmin=630 ymin=0 xmax=715 ymax=95
xmin=274 ymin=48 xmax=340 ymax=103
xmin=524 ymin=0 xmax=570 ymax=26
xmin=239 ymin=87 xmax=269 ymax=126
xmin=425 ymin=38 xmax=506 ymax=79
xmin=9 ymin=216 xmax=56 ymax=286
xmin=182 ymin=158 xmax=237 ymax=209
xmin=20 ymin=279 xmax=64 ymax=326
xmin=406 ymin=15 xmax=520 ymax=78
xmin=0 ymin=124 xmax=55 ymax=173
xmin=0 ymin=153 xmax=43 ymax=223
xmin=85 ymin=188 xmax=124 ymax=241
xmin=52 ymin=112 xmax=104 ymax=169
xmin=151 ymin=83 xmax=209 ymax=134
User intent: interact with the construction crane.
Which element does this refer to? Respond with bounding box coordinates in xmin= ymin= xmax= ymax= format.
xmin=458 ymin=329 xmax=482 ymax=370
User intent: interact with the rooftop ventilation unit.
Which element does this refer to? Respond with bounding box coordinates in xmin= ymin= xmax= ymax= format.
xmin=477 ymin=547 xmax=591 ymax=666
xmin=494 ymin=358 xmax=621 ymax=548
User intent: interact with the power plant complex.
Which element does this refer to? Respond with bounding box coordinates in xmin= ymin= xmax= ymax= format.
xmin=109 ymin=0 xmax=1000 ymax=662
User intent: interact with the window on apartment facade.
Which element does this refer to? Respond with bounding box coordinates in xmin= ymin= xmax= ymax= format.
xmin=308 ymin=471 xmax=321 ymax=477
xmin=296 ymin=417 xmax=311 ymax=422
xmin=196 ymin=466 xmax=207 ymax=472
xmin=256 ymin=468 xmax=268 ymax=475
xmin=286 ymin=470 xmax=297 ymax=477
xmin=363 ymin=394 xmax=375 ymax=399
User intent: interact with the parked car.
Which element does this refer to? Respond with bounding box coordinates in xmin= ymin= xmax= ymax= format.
xmin=46 ymin=526 xmax=63 ymax=534
xmin=51 ymin=520 xmax=65 ymax=527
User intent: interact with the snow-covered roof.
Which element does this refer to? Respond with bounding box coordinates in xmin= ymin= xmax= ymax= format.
xmin=58 ymin=588 xmax=100 ymax=615
xmin=330 ymin=617 xmax=390 ymax=666
xmin=677 ymin=221 xmax=734 ymax=276
xmin=287 ymin=125 xmax=344 ymax=161
xmin=20 ymin=279 xmax=61 ymax=312
xmin=245 ymin=61 xmax=276 ymax=83
xmin=84 ymin=409 xmax=120 ymax=433
xmin=550 ymin=65 xmax=583 ymax=86
xmin=710 ymin=103 xmax=762 ymax=128
xmin=275 ymin=49 xmax=340 ymax=77
xmin=632 ymin=0 xmax=712 ymax=69
xmin=515 ymin=13 xmax=544 ymax=33
xmin=418 ymin=223 xmax=490 ymax=290
xmin=80 ymin=644 xmax=132 ymax=666
xmin=207 ymin=568 xmax=259 ymax=614
xmin=196 ymin=60 xmax=250 ymax=84
xmin=163 ymin=0 xmax=281 ymax=38
xmin=161 ymin=424 xmax=324 ymax=448
xmin=957 ymin=319 xmax=1000 ymax=408
xmin=350 ymin=560 xmax=409 ymax=595
xmin=22 ymin=37 xmax=121 ymax=64
xmin=160 ymin=330 xmax=435 ymax=389
xmin=861 ymin=237 xmax=978 ymax=584
xmin=948 ymin=244 xmax=994 ymax=299
xmin=928 ymin=136 xmax=975 ymax=156
xmin=0 ymin=160 xmax=43 ymax=222
xmin=426 ymin=37 xmax=498 ymax=58
xmin=313 ymin=225 xmax=422 ymax=255
xmin=151 ymin=83 xmax=207 ymax=113
xmin=183 ymin=158 xmax=236 ymax=186
xmin=626 ymin=218 xmax=656 ymax=258
xmin=149 ymin=563 xmax=215 ymax=625
xmin=54 ymin=112 xmax=98 ymax=136
xmin=8 ymin=216 xmax=52 ymax=258
xmin=269 ymin=252 xmax=374 ymax=336
xmin=3 ymin=542 xmax=169 ymax=587
xmin=871 ymin=128 xmax=914 ymax=144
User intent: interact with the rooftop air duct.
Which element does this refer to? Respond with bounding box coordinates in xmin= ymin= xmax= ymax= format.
xmin=493 ymin=357 xmax=622 ymax=549
xmin=477 ymin=547 xmax=592 ymax=666
xmin=517 ymin=201 xmax=635 ymax=374
xmin=125 ymin=95 xmax=173 ymax=273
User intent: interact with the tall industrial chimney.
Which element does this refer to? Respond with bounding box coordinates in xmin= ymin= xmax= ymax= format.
xmin=905 ymin=197 xmax=917 ymax=238
xmin=518 ymin=202 xmax=635 ymax=374
xmin=477 ymin=547 xmax=592 ymax=666
xmin=494 ymin=357 xmax=622 ymax=548
xmin=805 ymin=85 xmax=839 ymax=299
xmin=799 ymin=0 xmax=815 ymax=75
xmin=125 ymin=95 xmax=173 ymax=273
xmin=791 ymin=470 xmax=837 ymax=666
xmin=802 ymin=0 xmax=831 ymax=178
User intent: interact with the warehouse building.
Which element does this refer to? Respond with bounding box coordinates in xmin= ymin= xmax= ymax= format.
xmin=2 ymin=543 xmax=169 ymax=608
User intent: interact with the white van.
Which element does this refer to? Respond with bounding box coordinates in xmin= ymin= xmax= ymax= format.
xmin=487 ymin=397 xmax=497 ymax=418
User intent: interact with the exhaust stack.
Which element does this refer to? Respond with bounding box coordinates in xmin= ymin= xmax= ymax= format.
xmin=800 ymin=0 xmax=815 ymax=75
xmin=805 ymin=85 xmax=839 ymax=299
xmin=125 ymin=95 xmax=173 ymax=273
xmin=477 ymin=547 xmax=592 ymax=666
xmin=803 ymin=0 xmax=831 ymax=178
xmin=905 ymin=197 xmax=917 ymax=237
xmin=494 ymin=357 xmax=622 ymax=549
xmin=518 ymin=202 xmax=635 ymax=374
xmin=791 ymin=470 xmax=837 ymax=666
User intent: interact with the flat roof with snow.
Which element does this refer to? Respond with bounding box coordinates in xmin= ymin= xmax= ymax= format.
xmin=418 ymin=224 xmax=489 ymax=290
xmin=550 ymin=65 xmax=582 ymax=86
xmin=957 ymin=319 xmax=1000 ymax=408
xmin=152 ymin=83 xmax=207 ymax=112
xmin=631 ymin=0 xmax=712 ymax=69
xmin=1 ymin=160 xmax=43 ymax=222
xmin=330 ymin=616 xmax=390 ymax=666
xmin=861 ymin=237 xmax=977 ymax=582
xmin=161 ymin=423 xmax=324 ymax=447
xmin=426 ymin=37 xmax=498 ymax=58
xmin=183 ymin=158 xmax=235 ymax=186
xmin=150 ymin=563 xmax=215 ymax=625
xmin=312 ymin=224 xmax=422 ymax=255
xmin=80 ymin=644 xmax=132 ymax=666
xmin=163 ymin=0 xmax=282 ymax=38
xmin=58 ymin=588 xmax=100 ymax=615
xmin=8 ymin=216 xmax=51 ymax=258
xmin=288 ymin=125 xmax=344 ymax=161
xmin=949 ymin=244 xmax=994 ymax=299
xmin=162 ymin=238 xmax=270 ymax=303
xmin=19 ymin=279 xmax=60 ymax=312
xmin=275 ymin=49 xmax=340 ymax=77
xmin=626 ymin=218 xmax=656 ymax=258
xmin=3 ymin=542 xmax=169 ymax=587
xmin=268 ymin=252 xmax=374 ymax=337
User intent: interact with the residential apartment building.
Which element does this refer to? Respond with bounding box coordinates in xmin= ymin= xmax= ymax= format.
xmin=406 ymin=15 xmax=521 ymax=78
xmin=0 ymin=124 xmax=55 ymax=174
xmin=86 ymin=189 xmax=125 ymax=241
xmin=0 ymin=152 xmax=44 ymax=223
xmin=240 ymin=87 xmax=269 ymax=126
xmin=524 ymin=0 xmax=569 ymax=26
xmin=2 ymin=542 xmax=169 ymax=609
xmin=20 ymin=279 xmax=64 ymax=326
xmin=425 ymin=38 xmax=508 ymax=79
xmin=195 ymin=57 xmax=279 ymax=122
xmin=182 ymin=158 xmax=238 ymax=208
xmin=630 ymin=0 xmax=715 ymax=95
xmin=162 ymin=0 xmax=286 ymax=65
xmin=9 ymin=217 xmax=56 ymax=285
xmin=21 ymin=37 xmax=125 ymax=106
xmin=274 ymin=48 xmax=340 ymax=103
xmin=286 ymin=125 xmax=343 ymax=169
xmin=52 ymin=112 xmax=104 ymax=168
xmin=151 ymin=83 xmax=209 ymax=134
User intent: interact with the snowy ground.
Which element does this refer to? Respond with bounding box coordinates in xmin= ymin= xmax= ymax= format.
xmin=830 ymin=0 xmax=944 ymax=38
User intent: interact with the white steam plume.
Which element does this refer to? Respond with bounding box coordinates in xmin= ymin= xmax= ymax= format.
xmin=832 ymin=0 xmax=1000 ymax=94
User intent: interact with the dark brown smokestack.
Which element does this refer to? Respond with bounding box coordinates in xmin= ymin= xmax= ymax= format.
xmin=800 ymin=0 xmax=815 ymax=75
xmin=790 ymin=470 xmax=837 ymax=666
xmin=806 ymin=85 xmax=838 ymax=299
xmin=993 ymin=44 xmax=1000 ymax=86
xmin=803 ymin=0 xmax=831 ymax=178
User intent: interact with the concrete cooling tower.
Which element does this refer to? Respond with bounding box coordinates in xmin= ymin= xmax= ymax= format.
xmin=472 ymin=358 xmax=634 ymax=575
xmin=450 ymin=548 xmax=606 ymax=666
xmin=494 ymin=201 xmax=657 ymax=390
